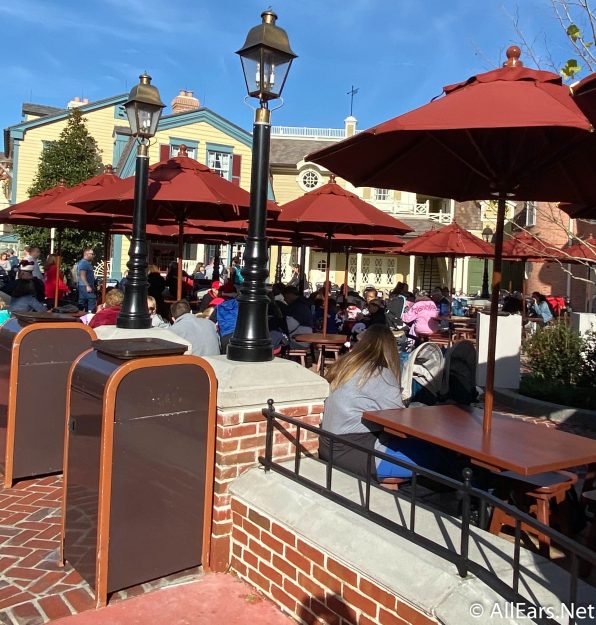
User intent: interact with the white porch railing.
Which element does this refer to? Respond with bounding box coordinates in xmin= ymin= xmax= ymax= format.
xmin=271 ymin=126 xmax=346 ymax=139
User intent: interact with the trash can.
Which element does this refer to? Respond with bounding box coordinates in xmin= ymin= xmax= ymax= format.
xmin=62 ymin=338 xmax=217 ymax=608
xmin=0 ymin=312 xmax=96 ymax=487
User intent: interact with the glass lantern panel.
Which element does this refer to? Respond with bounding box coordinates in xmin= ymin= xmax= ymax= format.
xmin=240 ymin=48 xmax=293 ymax=101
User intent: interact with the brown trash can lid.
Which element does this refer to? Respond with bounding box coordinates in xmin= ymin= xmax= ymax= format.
xmin=12 ymin=311 xmax=83 ymax=324
xmin=93 ymin=338 xmax=188 ymax=359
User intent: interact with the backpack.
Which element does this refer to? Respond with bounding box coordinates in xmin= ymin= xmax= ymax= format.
xmin=71 ymin=262 xmax=79 ymax=286
xmin=216 ymin=299 xmax=238 ymax=337
xmin=233 ymin=266 xmax=244 ymax=285
xmin=385 ymin=294 xmax=407 ymax=330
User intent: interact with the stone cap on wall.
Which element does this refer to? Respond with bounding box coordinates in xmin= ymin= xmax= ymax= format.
xmin=230 ymin=460 xmax=593 ymax=625
xmin=202 ymin=356 xmax=329 ymax=411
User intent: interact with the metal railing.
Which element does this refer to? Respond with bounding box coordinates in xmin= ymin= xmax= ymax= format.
xmin=271 ymin=126 xmax=346 ymax=139
xmin=259 ymin=401 xmax=595 ymax=624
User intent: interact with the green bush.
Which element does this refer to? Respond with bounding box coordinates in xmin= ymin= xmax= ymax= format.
xmin=519 ymin=374 xmax=596 ymax=410
xmin=523 ymin=321 xmax=584 ymax=386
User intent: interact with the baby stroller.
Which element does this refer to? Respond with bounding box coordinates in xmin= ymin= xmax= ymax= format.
xmin=439 ymin=340 xmax=478 ymax=405
xmin=401 ymin=343 xmax=444 ymax=406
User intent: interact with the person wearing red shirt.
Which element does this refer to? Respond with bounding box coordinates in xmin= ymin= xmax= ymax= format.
xmin=89 ymin=288 xmax=124 ymax=329
xmin=43 ymin=254 xmax=69 ymax=304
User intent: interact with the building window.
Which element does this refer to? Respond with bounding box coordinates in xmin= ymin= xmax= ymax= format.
xmin=207 ymin=150 xmax=231 ymax=179
xmin=525 ymin=201 xmax=537 ymax=227
xmin=374 ymin=258 xmax=383 ymax=284
xmin=373 ymin=188 xmax=390 ymax=201
xmin=317 ymin=259 xmax=327 ymax=271
xmin=387 ymin=257 xmax=395 ymax=283
xmin=361 ymin=257 xmax=370 ymax=284
xmin=299 ymin=169 xmax=321 ymax=191
xmin=171 ymin=143 xmax=196 ymax=159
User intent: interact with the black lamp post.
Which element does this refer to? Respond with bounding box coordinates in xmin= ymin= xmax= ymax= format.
xmin=227 ymin=10 xmax=297 ymax=362
xmin=481 ymin=226 xmax=493 ymax=299
xmin=117 ymin=73 xmax=165 ymax=329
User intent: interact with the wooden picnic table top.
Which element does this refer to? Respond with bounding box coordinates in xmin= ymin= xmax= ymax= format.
xmin=294 ymin=333 xmax=347 ymax=345
xmin=363 ymin=404 xmax=596 ymax=476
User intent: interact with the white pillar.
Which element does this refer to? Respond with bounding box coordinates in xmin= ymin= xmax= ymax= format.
xmin=408 ymin=255 xmax=415 ymax=289
xmin=355 ymin=253 xmax=363 ymax=292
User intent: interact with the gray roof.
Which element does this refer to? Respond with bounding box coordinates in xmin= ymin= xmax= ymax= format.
xmin=270 ymin=138 xmax=337 ymax=167
xmin=398 ymin=218 xmax=442 ymax=238
xmin=22 ymin=103 xmax=63 ymax=117
xmin=113 ymin=125 xmax=131 ymax=136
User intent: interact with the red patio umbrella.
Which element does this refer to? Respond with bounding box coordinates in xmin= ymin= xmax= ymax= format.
xmin=308 ymin=46 xmax=596 ymax=431
xmin=563 ymin=236 xmax=596 ymax=262
xmin=6 ymin=166 xmax=135 ymax=305
xmin=502 ymin=230 xmax=564 ymax=262
xmin=72 ymin=146 xmax=280 ymax=298
xmin=399 ymin=222 xmax=494 ymax=343
xmin=275 ymin=177 xmax=412 ymax=335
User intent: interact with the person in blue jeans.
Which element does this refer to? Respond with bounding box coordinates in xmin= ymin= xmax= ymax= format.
xmin=319 ymin=325 xmax=455 ymax=480
xmin=77 ymin=248 xmax=97 ymax=313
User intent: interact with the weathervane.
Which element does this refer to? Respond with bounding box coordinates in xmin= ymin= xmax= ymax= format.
xmin=347 ymin=85 xmax=359 ymax=116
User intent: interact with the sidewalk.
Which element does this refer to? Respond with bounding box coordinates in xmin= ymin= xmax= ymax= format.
xmin=49 ymin=574 xmax=294 ymax=625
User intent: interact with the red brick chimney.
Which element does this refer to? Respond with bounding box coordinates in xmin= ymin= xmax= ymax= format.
xmin=171 ymin=90 xmax=200 ymax=114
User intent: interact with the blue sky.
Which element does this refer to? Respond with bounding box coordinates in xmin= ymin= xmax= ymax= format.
xmin=0 ymin=0 xmax=583 ymax=139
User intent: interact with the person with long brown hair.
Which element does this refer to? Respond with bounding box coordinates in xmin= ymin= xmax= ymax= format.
xmin=319 ymin=325 xmax=448 ymax=480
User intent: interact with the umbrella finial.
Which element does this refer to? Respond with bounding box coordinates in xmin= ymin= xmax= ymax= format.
xmin=503 ymin=45 xmax=523 ymax=67
xmin=329 ymin=174 xmax=336 ymax=183
xmin=104 ymin=164 xmax=114 ymax=174
xmin=177 ymin=144 xmax=188 ymax=157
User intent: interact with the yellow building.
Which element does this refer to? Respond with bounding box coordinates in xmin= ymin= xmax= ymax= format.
xmin=269 ymin=116 xmax=461 ymax=294
xmin=4 ymin=90 xmax=254 ymax=278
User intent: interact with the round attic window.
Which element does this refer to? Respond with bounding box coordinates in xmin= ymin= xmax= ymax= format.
xmin=299 ymin=169 xmax=321 ymax=191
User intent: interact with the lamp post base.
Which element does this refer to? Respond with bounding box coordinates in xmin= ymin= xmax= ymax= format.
xmin=226 ymin=342 xmax=274 ymax=363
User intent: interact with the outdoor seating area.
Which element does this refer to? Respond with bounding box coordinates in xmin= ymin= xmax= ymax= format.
xmin=3 ymin=4 xmax=596 ymax=625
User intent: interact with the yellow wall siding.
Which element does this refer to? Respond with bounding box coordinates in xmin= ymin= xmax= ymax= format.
xmin=271 ymin=171 xmax=304 ymax=205
xmin=149 ymin=122 xmax=253 ymax=191
xmin=15 ymin=106 xmax=126 ymax=203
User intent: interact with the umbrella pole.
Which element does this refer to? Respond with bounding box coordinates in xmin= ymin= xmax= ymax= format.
xmin=322 ymin=234 xmax=332 ymax=337
xmin=177 ymin=219 xmax=184 ymax=300
xmin=101 ymin=231 xmax=111 ymax=305
xmin=484 ymin=195 xmax=507 ymax=433
xmin=275 ymin=244 xmax=283 ymax=283
xmin=448 ymin=256 xmax=455 ymax=347
xmin=54 ymin=228 xmax=63 ymax=309
xmin=343 ymin=246 xmax=350 ymax=298
xmin=421 ymin=256 xmax=427 ymax=291
xmin=298 ymin=244 xmax=306 ymax=294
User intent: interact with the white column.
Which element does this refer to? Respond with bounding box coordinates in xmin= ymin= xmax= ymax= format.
xmin=355 ymin=253 xmax=363 ymax=292
xmin=304 ymin=246 xmax=311 ymax=289
xmin=408 ymin=255 xmax=415 ymax=289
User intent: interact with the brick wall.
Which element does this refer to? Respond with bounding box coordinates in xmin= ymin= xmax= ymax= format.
xmin=210 ymin=402 xmax=323 ymax=571
xmin=229 ymin=498 xmax=438 ymax=625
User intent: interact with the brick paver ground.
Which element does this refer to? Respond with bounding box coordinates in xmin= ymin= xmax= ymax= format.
xmin=0 ymin=475 xmax=202 ymax=624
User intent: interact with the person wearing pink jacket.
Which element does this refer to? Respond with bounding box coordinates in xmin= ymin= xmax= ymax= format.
xmin=402 ymin=292 xmax=440 ymax=338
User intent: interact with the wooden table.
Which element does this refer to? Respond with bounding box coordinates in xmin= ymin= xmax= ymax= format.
xmin=363 ymin=405 xmax=596 ymax=476
xmin=294 ymin=333 xmax=346 ymax=377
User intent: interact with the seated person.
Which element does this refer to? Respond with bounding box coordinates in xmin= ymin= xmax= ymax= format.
xmin=364 ymin=298 xmax=387 ymax=327
xmin=402 ymin=291 xmax=440 ymax=340
xmin=283 ymin=285 xmax=313 ymax=339
xmin=169 ymin=299 xmax=220 ymax=356
xmin=89 ymin=288 xmax=124 ymax=329
xmin=147 ymin=295 xmax=170 ymax=328
xmin=8 ymin=267 xmax=47 ymax=313
xmin=199 ymin=281 xmax=222 ymax=312
xmin=313 ymin=296 xmax=339 ymax=334
xmin=212 ymin=297 xmax=237 ymax=352
xmin=531 ymin=291 xmax=554 ymax=323
xmin=319 ymin=325 xmax=453 ymax=480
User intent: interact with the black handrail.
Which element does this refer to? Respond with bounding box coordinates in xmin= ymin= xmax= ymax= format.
xmin=259 ymin=400 xmax=595 ymax=624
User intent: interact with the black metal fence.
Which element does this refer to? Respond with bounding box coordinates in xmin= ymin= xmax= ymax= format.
xmin=259 ymin=400 xmax=595 ymax=625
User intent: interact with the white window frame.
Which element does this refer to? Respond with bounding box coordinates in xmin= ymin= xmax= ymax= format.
xmin=525 ymin=201 xmax=537 ymax=227
xmin=373 ymin=188 xmax=390 ymax=201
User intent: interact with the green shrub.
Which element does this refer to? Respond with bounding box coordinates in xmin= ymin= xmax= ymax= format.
xmin=519 ymin=374 xmax=596 ymax=410
xmin=523 ymin=322 xmax=584 ymax=386
xmin=578 ymin=328 xmax=596 ymax=387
